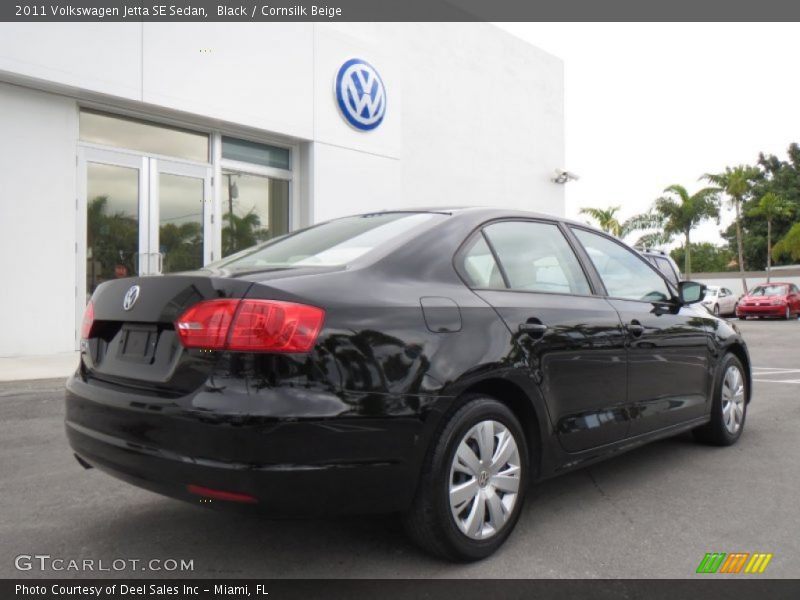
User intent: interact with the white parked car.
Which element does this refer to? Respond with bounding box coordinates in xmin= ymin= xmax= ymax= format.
xmin=701 ymin=285 xmax=737 ymax=316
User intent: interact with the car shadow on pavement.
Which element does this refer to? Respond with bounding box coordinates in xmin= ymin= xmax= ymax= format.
xmin=55 ymin=431 xmax=712 ymax=578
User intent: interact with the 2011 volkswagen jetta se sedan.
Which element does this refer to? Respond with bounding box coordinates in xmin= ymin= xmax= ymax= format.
xmin=66 ymin=208 xmax=752 ymax=561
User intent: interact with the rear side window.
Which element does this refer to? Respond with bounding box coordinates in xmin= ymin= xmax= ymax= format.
xmin=210 ymin=213 xmax=438 ymax=271
xmin=460 ymin=235 xmax=505 ymax=288
xmin=480 ymin=221 xmax=592 ymax=295
xmin=573 ymin=228 xmax=672 ymax=302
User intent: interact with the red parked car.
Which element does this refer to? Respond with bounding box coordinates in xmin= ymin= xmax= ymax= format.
xmin=735 ymin=282 xmax=800 ymax=320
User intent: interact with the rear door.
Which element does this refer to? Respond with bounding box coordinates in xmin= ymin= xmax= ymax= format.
xmin=460 ymin=220 xmax=630 ymax=452
xmin=569 ymin=227 xmax=711 ymax=436
xmin=720 ymin=287 xmax=736 ymax=314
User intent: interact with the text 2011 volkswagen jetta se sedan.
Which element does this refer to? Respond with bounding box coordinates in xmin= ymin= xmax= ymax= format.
xmin=66 ymin=208 xmax=751 ymax=561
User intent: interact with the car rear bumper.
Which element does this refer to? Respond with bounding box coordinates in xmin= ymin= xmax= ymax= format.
xmin=65 ymin=375 xmax=431 ymax=515
xmin=736 ymin=304 xmax=786 ymax=317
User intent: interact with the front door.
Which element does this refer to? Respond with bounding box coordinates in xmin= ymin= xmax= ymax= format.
xmin=569 ymin=227 xmax=711 ymax=436
xmin=77 ymin=147 xmax=212 ymax=345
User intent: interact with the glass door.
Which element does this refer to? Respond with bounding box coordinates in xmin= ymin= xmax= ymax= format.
xmin=150 ymin=159 xmax=212 ymax=274
xmin=77 ymin=148 xmax=213 ymax=347
xmin=79 ymin=147 xmax=149 ymax=300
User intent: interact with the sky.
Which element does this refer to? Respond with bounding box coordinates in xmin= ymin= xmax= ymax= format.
xmin=496 ymin=23 xmax=800 ymax=247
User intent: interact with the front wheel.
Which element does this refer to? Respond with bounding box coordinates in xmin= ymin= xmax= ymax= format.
xmin=785 ymin=306 xmax=791 ymax=320
xmin=693 ymin=354 xmax=747 ymax=446
xmin=713 ymin=304 xmax=720 ymax=316
xmin=403 ymin=395 xmax=529 ymax=561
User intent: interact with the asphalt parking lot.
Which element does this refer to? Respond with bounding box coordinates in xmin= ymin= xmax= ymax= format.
xmin=1 ymin=318 xmax=798 ymax=579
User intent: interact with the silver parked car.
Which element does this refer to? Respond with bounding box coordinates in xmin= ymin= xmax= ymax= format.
xmin=702 ymin=285 xmax=737 ymax=316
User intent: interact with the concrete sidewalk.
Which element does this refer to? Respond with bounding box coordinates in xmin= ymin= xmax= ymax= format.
xmin=0 ymin=351 xmax=78 ymax=382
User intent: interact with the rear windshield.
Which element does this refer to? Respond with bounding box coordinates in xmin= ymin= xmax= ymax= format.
xmin=209 ymin=212 xmax=438 ymax=271
xmin=750 ymin=285 xmax=788 ymax=296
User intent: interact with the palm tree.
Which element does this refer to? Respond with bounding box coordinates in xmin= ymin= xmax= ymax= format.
xmin=222 ymin=210 xmax=264 ymax=255
xmin=702 ymin=165 xmax=759 ymax=292
xmin=650 ymin=185 xmax=719 ymax=278
xmin=773 ymin=223 xmax=800 ymax=264
xmin=579 ymin=206 xmax=623 ymax=236
xmin=748 ymin=192 xmax=791 ymax=281
xmin=579 ymin=206 xmax=660 ymax=239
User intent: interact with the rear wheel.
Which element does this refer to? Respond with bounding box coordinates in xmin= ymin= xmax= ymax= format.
xmin=403 ymin=395 xmax=529 ymax=561
xmin=693 ymin=354 xmax=747 ymax=446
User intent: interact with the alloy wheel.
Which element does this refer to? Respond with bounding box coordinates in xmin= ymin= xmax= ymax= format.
xmin=721 ymin=365 xmax=745 ymax=435
xmin=448 ymin=420 xmax=522 ymax=540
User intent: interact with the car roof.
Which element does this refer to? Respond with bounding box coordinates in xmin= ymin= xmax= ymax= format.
xmin=366 ymin=206 xmax=589 ymax=228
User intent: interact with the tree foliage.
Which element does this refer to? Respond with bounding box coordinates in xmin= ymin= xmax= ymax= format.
xmin=670 ymin=243 xmax=734 ymax=274
xmin=723 ymin=144 xmax=800 ymax=270
xmin=649 ymin=185 xmax=719 ymax=277
xmin=579 ymin=206 xmax=660 ymax=239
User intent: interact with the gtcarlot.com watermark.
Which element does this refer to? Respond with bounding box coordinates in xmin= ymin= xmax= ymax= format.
xmin=14 ymin=554 xmax=194 ymax=572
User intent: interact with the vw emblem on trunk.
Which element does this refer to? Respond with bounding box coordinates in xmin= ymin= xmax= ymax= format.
xmin=122 ymin=285 xmax=140 ymax=311
xmin=335 ymin=58 xmax=386 ymax=131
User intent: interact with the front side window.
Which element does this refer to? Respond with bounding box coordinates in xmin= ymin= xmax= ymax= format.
xmin=572 ymin=228 xmax=672 ymax=302
xmin=481 ymin=221 xmax=592 ymax=295
xmin=211 ymin=212 xmax=439 ymax=271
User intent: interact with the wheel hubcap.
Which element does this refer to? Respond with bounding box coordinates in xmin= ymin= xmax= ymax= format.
xmin=721 ymin=365 xmax=745 ymax=435
xmin=448 ymin=420 xmax=521 ymax=540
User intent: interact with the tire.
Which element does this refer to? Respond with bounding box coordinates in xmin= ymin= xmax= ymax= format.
xmin=403 ymin=395 xmax=529 ymax=561
xmin=693 ymin=354 xmax=747 ymax=446
xmin=713 ymin=304 xmax=720 ymax=316
xmin=784 ymin=306 xmax=791 ymax=320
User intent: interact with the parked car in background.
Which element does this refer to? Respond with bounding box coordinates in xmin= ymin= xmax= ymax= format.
xmin=735 ymin=282 xmax=800 ymax=320
xmin=701 ymin=285 xmax=737 ymax=316
xmin=640 ymin=248 xmax=682 ymax=287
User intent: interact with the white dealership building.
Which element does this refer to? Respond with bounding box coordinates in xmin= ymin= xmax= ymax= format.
xmin=0 ymin=22 xmax=565 ymax=358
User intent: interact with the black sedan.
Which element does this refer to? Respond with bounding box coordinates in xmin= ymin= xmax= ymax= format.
xmin=66 ymin=208 xmax=752 ymax=561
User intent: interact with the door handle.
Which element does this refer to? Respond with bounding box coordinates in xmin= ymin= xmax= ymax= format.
xmin=518 ymin=321 xmax=548 ymax=337
xmin=627 ymin=320 xmax=645 ymax=337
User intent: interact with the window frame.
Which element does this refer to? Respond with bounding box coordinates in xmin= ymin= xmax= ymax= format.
xmin=453 ymin=217 xmax=600 ymax=298
xmin=565 ymin=225 xmax=679 ymax=305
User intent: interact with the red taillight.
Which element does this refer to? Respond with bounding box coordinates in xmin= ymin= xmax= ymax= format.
xmin=174 ymin=299 xmax=239 ymax=349
xmin=227 ymin=299 xmax=325 ymax=352
xmin=80 ymin=301 xmax=95 ymax=339
xmin=175 ymin=299 xmax=325 ymax=353
xmin=187 ymin=484 xmax=258 ymax=504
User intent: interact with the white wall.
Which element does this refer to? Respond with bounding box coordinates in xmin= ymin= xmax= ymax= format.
xmin=309 ymin=23 xmax=565 ymax=218
xmin=0 ymin=84 xmax=78 ymax=356
xmin=0 ymin=23 xmax=564 ymax=356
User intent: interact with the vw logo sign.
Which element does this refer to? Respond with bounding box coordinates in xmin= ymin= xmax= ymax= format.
xmin=335 ymin=58 xmax=386 ymax=131
xmin=122 ymin=285 xmax=140 ymax=311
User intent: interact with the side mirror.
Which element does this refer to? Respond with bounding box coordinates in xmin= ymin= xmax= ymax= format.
xmin=679 ymin=281 xmax=706 ymax=305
